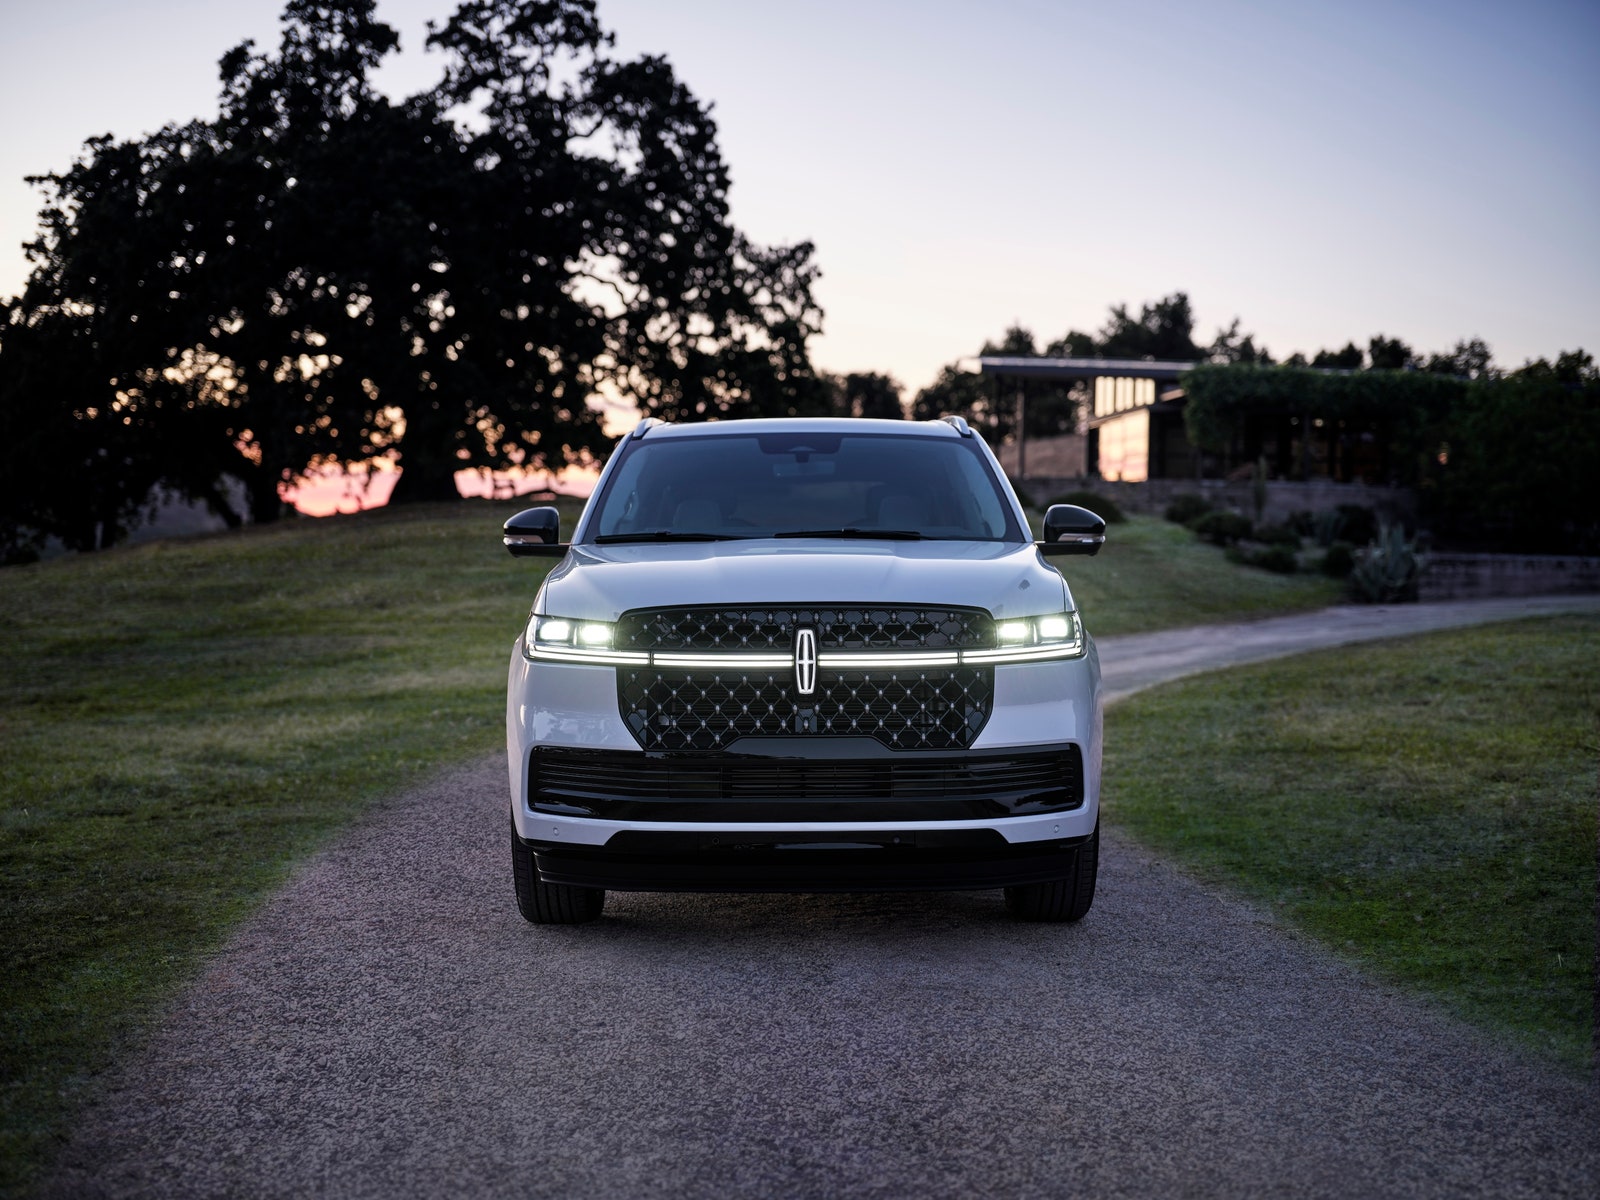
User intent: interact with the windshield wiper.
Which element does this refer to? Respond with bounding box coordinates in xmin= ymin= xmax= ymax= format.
xmin=593 ymin=531 xmax=751 ymax=543
xmin=771 ymin=528 xmax=924 ymax=540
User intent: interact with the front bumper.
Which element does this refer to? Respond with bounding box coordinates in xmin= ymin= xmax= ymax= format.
xmin=506 ymin=647 xmax=1104 ymax=864
xmin=519 ymin=826 xmax=1095 ymax=893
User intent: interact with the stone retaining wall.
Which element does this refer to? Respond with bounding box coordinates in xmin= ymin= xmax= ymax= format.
xmin=1418 ymin=553 xmax=1600 ymax=601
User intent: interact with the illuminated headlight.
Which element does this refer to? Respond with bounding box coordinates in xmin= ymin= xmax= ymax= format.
xmin=964 ymin=611 xmax=1086 ymax=663
xmin=1037 ymin=614 xmax=1073 ymax=641
xmin=523 ymin=615 xmax=647 ymax=664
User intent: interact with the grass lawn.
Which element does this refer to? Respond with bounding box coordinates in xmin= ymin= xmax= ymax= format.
xmin=0 ymin=499 xmax=1371 ymax=1189
xmin=0 ymin=499 xmax=565 ymax=1192
xmin=1046 ymin=514 xmax=1344 ymax=636
xmin=1103 ymin=614 xmax=1600 ymax=1071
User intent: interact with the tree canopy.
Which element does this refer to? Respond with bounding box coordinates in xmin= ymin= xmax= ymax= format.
xmin=0 ymin=0 xmax=826 ymax=556
xmin=1181 ymin=349 xmax=1598 ymax=551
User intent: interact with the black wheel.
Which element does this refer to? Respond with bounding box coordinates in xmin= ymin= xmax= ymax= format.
xmin=1004 ymin=821 xmax=1098 ymax=922
xmin=511 ymin=817 xmax=605 ymax=924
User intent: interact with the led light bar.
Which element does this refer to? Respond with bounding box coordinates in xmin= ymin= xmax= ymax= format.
xmin=961 ymin=643 xmax=1083 ymax=664
xmin=650 ymin=652 xmax=793 ymax=669
xmin=528 ymin=645 xmax=651 ymax=665
xmin=819 ymin=651 xmax=963 ymax=668
xmin=526 ymin=614 xmax=1085 ymax=667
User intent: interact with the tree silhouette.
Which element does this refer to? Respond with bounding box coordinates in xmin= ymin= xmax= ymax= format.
xmin=1312 ymin=342 xmax=1365 ymax=370
xmin=3 ymin=0 xmax=826 ymax=543
xmin=1207 ymin=318 xmax=1273 ymax=365
xmin=826 ymin=371 xmax=904 ymax=420
xmin=1367 ymin=334 xmax=1415 ymax=370
xmin=1095 ymin=293 xmax=1201 ymax=360
xmin=1425 ymin=337 xmax=1497 ymax=381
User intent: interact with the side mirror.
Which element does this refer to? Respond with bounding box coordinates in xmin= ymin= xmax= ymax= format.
xmin=503 ymin=507 xmax=565 ymax=558
xmin=1039 ymin=504 xmax=1106 ymax=557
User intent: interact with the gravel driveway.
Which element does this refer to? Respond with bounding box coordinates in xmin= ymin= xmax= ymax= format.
xmin=43 ymin=597 xmax=1600 ymax=1198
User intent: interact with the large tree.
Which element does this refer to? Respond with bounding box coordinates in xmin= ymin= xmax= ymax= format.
xmin=4 ymin=0 xmax=825 ymax=542
xmin=411 ymin=0 xmax=831 ymax=486
xmin=3 ymin=125 xmax=256 ymax=550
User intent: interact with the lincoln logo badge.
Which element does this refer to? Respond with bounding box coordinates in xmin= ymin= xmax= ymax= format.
xmin=794 ymin=628 xmax=818 ymax=696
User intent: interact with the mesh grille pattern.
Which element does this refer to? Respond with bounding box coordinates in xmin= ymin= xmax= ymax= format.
xmin=620 ymin=666 xmax=993 ymax=752
xmin=616 ymin=606 xmax=994 ymax=652
xmin=615 ymin=605 xmax=998 ymax=752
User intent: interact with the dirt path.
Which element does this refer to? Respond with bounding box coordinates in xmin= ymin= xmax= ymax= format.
xmin=43 ymin=596 xmax=1600 ymax=1198
xmin=1096 ymin=593 xmax=1600 ymax=702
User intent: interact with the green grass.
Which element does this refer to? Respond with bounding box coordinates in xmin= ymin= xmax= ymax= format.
xmin=1103 ymin=615 xmax=1600 ymax=1071
xmin=1043 ymin=514 xmax=1344 ymax=636
xmin=0 ymin=499 xmax=567 ymax=1192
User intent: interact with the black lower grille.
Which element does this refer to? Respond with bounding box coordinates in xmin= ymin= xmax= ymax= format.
xmin=530 ymin=745 xmax=1083 ymax=822
xmin=619 ymin=667 xmax=993 ymax=752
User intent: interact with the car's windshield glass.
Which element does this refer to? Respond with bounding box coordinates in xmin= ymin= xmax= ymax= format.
xmin=588 ymin=431 xmax=1023 ymax=542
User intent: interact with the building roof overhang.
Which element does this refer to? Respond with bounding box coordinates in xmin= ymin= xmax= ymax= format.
xmin=973 ymin=355 xmax=1197 ymax=382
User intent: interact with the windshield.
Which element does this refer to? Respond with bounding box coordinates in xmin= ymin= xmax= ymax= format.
xmin=587 ymin=431 xmax=1023 ymax=542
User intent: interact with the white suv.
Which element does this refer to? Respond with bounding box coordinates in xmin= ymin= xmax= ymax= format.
xmin=503 ymin=417 xmax=1106 ymax=923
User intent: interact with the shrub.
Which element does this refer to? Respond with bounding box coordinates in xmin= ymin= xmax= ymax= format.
xmin=1254 ymin=544 xmax=1300 ymax=574
xmin=1049 ymin=490 xmax=1124 ymax=523
xmin=1320 ymin=541 xmax=1355 ymax=578
xmin=1227 ymin=543 xmax=1301 ymax=574
xmin=1191 ymin=511 xmax=1253 ymax=546
xmin=1335 ymin=504 xmax=1378 ymax=546
xmin=1164 ymin=493 xmax=1212 ymax=526
xmin=1350 ymin=522 xmax=1425 ymax=602
xmin=1253 ymin=523 xmax=1301 ymax=549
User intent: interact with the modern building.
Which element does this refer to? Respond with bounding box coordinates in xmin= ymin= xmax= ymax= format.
xmin=976 ymin=356 xmax=1196 ymax=482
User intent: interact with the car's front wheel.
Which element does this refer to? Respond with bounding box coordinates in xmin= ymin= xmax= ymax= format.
xmin=511 ymin=817 xmax=605 ymax=924
xmin=1004 ymin=821 xmax=1098 ymax=922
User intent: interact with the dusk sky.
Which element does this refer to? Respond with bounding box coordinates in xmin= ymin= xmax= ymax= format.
xmin=3 ymin=0 xmax=1597 ymax=402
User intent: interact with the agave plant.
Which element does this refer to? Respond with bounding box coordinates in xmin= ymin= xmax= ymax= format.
xmin=1350 ymin=521 xmax=1425 ymax=603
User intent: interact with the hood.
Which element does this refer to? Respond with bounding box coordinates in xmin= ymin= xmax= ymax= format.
xmin=535 ymin=539 xmax=1075 ymax=621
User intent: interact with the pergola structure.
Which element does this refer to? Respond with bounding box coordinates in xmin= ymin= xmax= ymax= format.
xmin=975 ymin=356 xmax=1197 ymax=481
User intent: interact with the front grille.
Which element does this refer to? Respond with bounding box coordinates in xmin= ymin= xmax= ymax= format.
xmin=615 ymin=606 xmax=995 ymax=652
xmin=616 ymin=605 xmax=996 ymax=752
xmin=620 ymin=666 xmax=992 ymax=751
xmin=531 ymin=745 xmax=1084 ymax=822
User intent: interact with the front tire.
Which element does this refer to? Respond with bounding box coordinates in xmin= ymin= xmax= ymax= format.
xmin=1004 ymin=821 xmax=1098 ymax=922
xmin=511 ymin=817 xmax=605 ymax=924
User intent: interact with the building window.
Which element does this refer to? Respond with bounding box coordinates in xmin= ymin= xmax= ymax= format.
xmin=1097 ymin=408 xmax=1150 ymax=482
xmin=1094 ymin=376 xmax=1156 ymax=419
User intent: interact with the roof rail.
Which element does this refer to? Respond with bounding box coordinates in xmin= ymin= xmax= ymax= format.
xmin=630 ymin=417 xmax=665 ymax=439
xmin=940 ymin=415 xmax=973 ymax=437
